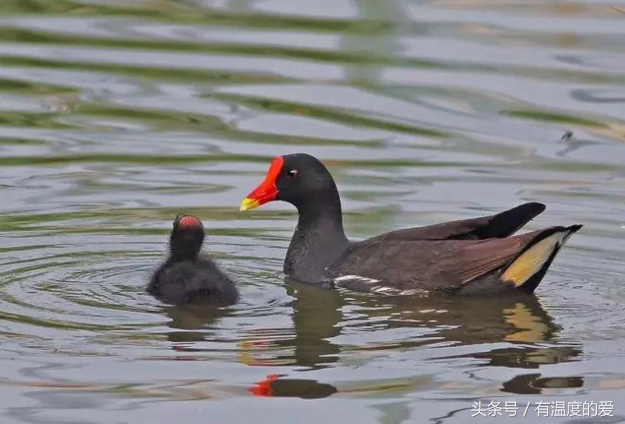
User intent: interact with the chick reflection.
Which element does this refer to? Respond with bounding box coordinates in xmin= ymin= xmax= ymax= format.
xmin=163 ymin=305 xmax=230 ymax=346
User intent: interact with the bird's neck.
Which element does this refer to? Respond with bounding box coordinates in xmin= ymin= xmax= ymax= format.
xmin=296 ymin=205 xmax=346 ymax=238
xmin=169 ymin=234 xmax=203 ymax=262
xmin=294 ymin=186 xmax=347 ymax=239
xmin=170 ymin=251 xmax=199 ymax=262
xmin=285 ymin=190 xmax=349 ymax=282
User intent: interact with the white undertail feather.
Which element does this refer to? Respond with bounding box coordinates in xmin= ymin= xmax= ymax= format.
xmin=501 ymin=230 xmax=574 ymax=287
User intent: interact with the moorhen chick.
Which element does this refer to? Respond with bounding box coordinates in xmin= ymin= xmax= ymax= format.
xmin=240 ymin=153 xmax=581 ymax=295
xmin=148 ymin=215 xmax=239 ymax=305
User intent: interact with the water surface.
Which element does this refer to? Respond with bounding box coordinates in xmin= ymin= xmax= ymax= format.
xmin=1 ymin=0 xmax=624 ymax=423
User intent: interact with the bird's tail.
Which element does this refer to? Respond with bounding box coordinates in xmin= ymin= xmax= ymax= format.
xmin=501 ymin=224 xmax=582 ymax=293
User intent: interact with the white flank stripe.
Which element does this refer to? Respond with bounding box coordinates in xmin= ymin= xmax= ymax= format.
xmin=372 ymin=286 xmax=399 ymax=294
xmin=333 ymin=275 xmax=380 ymax=284
xmin=333 ymin=276 xmax=427 ymax=297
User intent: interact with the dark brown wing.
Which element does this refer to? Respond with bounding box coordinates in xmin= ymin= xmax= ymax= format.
xmin=326 ymin=227 xmax=557 ymax=292
xmin=369 ymin=202 xmax=545 ymax=242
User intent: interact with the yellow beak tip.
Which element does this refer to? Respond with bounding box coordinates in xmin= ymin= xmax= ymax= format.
xmin=239 ymin=198 xmax=260 ymax=212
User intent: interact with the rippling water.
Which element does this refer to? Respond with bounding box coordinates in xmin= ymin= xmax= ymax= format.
xmin=1 ymin=0 xmax=624 ymax=423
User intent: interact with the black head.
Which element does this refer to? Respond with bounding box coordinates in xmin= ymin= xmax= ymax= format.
xmin=240 ymin=153 xmax=338 ymax=211
xmin=169 ymin=215 xmax=205 ymax=261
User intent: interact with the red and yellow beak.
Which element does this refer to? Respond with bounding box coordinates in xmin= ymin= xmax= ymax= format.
xmin=240 ymin=156 xmax=284 ymax=211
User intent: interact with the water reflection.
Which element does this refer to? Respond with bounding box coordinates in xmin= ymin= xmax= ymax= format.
xmin=284 ymin=279 xmax=343 ymax=369
xmin=214 ymin=281 xmax=585 ymax=398
xmin=163 ymin=305 xmax=231 ymax=345
xmin=113 ymin=271 xmax=582 ymax=399
xmin=270 ymin=281 xmax=583 ymax=395
xmin=289 ymin=283 xmax=578 ymax=361
xmin=249 ymin=374 xmax=337 ymax=398
xmin=1 ymin=0 xmax=623 ymax=419
xmin=502 ymin=374 xmax=584 ymax=395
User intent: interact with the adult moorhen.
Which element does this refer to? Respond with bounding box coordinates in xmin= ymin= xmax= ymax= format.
xmin=148 ymin=215 xmax=239 ymax=305
xmin=240 ymin=153 xmax=581 ymax=295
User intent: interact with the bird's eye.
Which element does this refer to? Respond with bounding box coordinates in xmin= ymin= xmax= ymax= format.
xmin=287 ymin=169 xmax=299 ymax=178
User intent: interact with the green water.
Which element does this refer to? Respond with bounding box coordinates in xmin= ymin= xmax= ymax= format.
xmin=0 ymin=0 xmax=624 ymax=423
